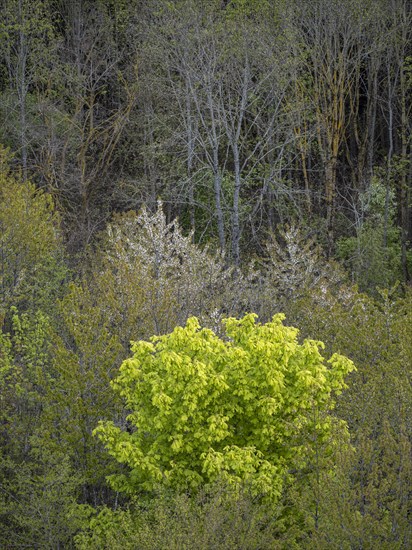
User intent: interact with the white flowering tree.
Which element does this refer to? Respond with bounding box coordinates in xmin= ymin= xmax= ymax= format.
xmin=100 ymin=202 xmax=248 ymax=341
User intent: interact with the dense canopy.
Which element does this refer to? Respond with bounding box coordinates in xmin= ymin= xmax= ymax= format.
xmin=0 ymin=0 xmax=411 ymax=547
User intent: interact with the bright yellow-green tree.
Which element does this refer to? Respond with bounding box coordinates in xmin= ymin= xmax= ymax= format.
xmin=95 ymin=313 xmax=355 ymax=502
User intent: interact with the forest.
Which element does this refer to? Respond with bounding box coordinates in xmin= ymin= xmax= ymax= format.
xmin=0 ymin=0 xmax=411 ymax=547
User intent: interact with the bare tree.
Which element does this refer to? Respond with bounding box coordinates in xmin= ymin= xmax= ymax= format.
xmin=149 ymin=0 xmax=297 ymax=264
xmin=1 ymin=0 xmax=55 ymax=180
xmin=39 ymin=0 xmax=138 ymax=250
xmin=294 ymin=0 xmax=368 ymax=251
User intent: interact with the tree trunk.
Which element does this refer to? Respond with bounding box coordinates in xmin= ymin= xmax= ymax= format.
xmin=399 ymin=55 xmax=410 ymax=282
xmin=232 ymin=143 xmax=241 ymax=266
xmin=213 ymin=149 xmax=225 ymax=252
xmin=18 ymin=0 xmax=28 ymax=180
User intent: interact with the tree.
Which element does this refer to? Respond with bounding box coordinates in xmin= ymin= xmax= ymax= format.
xmin=40 ymin=281 xmax=125 ymax=506
xmin=96 ymin=202 xmax=249 ymax=343
xmin=49 ymin=0 xmax=138 ymax=251
xmin=74 ymin=482 xmax=288 ymax=549
xmin=380 ymin=0 xmax=412 ymax=282
xmin=0 ymin=308 xmax=82 ymax=548
xmin=336 ymin=176 xmax=404 ymax=292
xmin=255 ymin=224 xmax=346 ymax=320
xmin=285 ymin=284 xmax=412 ymax=547
xmin=0 ymin=0 xmax=55 ymax=180
xmin=140 ymin=0 xmax=299 ymax=263
xmin=0 ymin=145 xmax=66 ymax=318
xmin=292 ymin=0 xmax=370 ymax=250
xmin=95 ymin=313 xmax=355 ymax=502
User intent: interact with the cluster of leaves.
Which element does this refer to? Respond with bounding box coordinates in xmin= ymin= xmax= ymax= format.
xmin=94 ymin=313 xmax=354 ymax=500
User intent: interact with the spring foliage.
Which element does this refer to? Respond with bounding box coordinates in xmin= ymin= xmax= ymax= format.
xmin=95 ymin=314 xmax=355 ymax=502
xmin=0 ymin=148 xmax=65 ymax=316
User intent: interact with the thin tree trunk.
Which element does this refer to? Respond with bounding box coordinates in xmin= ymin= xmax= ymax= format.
xmin=384 ymin=63 xmax=395 ymax=249
xmin=367 ymin=63 xmax=379 ymax=182
xmin=18 ymin=0 xmax=28 ymax=180
xmin=186 ymin=87 xmax=196 ymax=234
xmin=399 ymin=55 xmax=410 ymax=281
xmin=213 ymin=149 xmax=225 ymax=252
xmin=232 ymin=143 xmax=241 ymax=266
xmin=325 ymin=156 xmax=337 ymax=254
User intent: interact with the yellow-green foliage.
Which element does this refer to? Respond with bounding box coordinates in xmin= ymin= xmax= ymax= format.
xmin=0 ymin=150 xmax=64 ymax=315
xmin=95 ymin=313 xmax=355 ymax=502
xmin=40 ymin=281 xmax=125 ymax=489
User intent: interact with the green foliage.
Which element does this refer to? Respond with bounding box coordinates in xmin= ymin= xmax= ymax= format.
xmin=0 ymin=0 xmax=411 ymax=545
xmin=0 ymin=290 xmax=125 ymax=546
xmin=39 ymin=281 xmax=125 ymax=499
xmin=95 ymin=313 xmax=355 ymax=502
xmin=0 ymin=443 xmax=83 ymax=549
xmin=0 ymin=153 xmax=67 ymax=317
xmin=0 ymin=308 xmax=83 ymax=548
xmin=337 ymin=224 xmax=402 ymax=291
xmin=75 ymin=483 xmax=287 ymax=550
xmin=0 ymin=308 xmax=51 ymax=459
xmin=337 ymin=178 xmax=404 ymax=291
xmin=284 ymin=285 xmax=412 ymax=547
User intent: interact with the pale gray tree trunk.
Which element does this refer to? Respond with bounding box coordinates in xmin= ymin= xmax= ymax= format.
xmin=17 ymin=0 xmax=28 ymax=180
